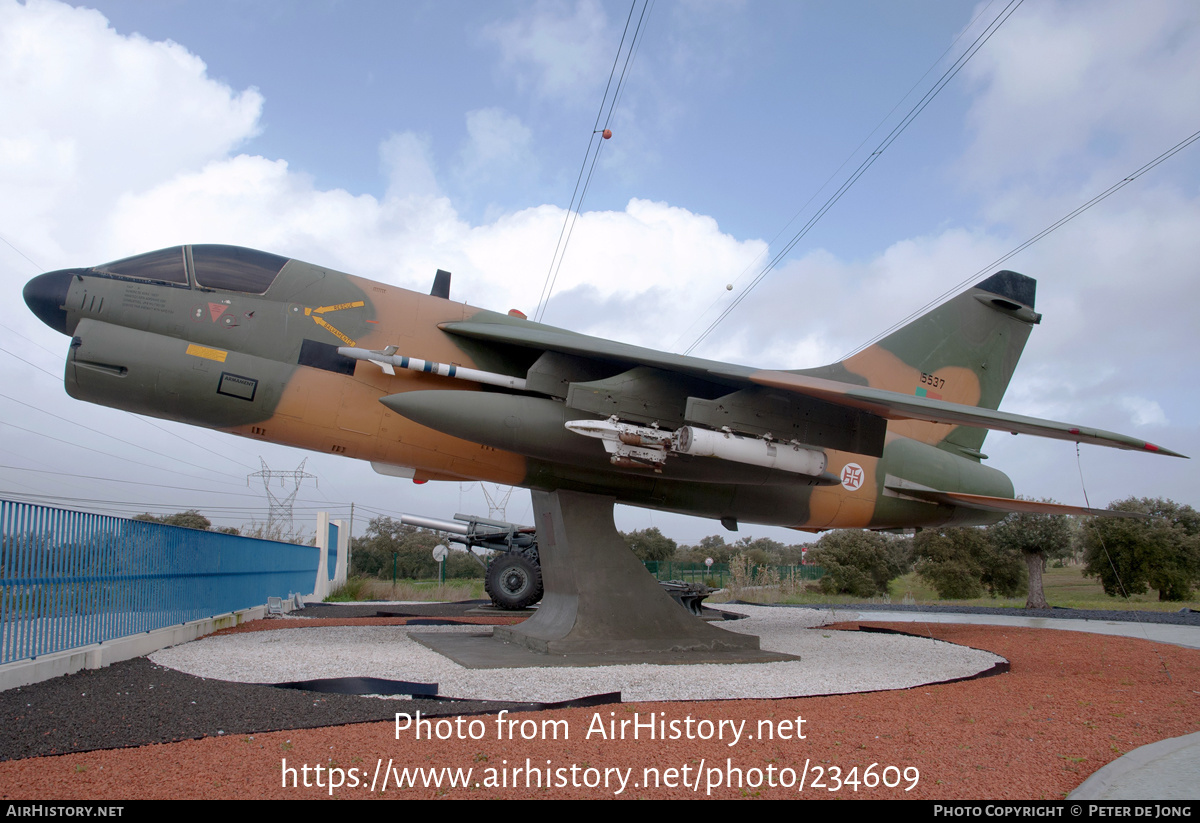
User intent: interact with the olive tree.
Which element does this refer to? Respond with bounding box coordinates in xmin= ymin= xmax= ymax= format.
xmin=350 ymin=516 xmax=442 ymax=579
xmin=135 ymin=510 xmax=240 ymax=535
xmin=1083 ymin=498 xmax=1200 ymax=601
xmin=988 ymin=502 xmax=1073 ymax=609
xmin=914 ymin=526 xmax=1025 ymax=600
xmin=621 ymin=527 xmax=678 ymax=562
xmin=806 ymin=530 xmax=904 ymax=597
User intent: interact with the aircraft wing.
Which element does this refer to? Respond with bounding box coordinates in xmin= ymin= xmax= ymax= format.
xmin=730 ymin=369 xmax=1186 ymax=457
xmin=441 ymin=318 xmax=1185 ymax=459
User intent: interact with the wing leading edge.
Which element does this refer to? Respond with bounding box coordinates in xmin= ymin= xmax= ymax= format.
xmin=440 ymin=318 xmax=1185 ymax=459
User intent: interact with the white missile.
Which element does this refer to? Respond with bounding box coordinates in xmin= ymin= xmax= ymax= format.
xmin=338 ymin=346 xmax=527 ymax=390
xmin=673 ymin=426 xmax=827 ymax=477
xmin=566 ymin=417 xmax=827 ymax=477
xmin=565 ymin=417 xmax=671 ymax=469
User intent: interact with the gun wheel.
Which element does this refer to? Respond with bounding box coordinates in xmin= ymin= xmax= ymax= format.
xmin=485 ymin=552 xmax=543 ymax=610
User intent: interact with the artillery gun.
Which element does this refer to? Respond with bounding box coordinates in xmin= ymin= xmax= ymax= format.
xmin=399 ymin=512 xmax=714 ymax=614
xmin=400 ymin=512 xmax=541 ymax=609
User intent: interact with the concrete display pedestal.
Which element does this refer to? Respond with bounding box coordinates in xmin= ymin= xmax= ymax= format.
xmin=413 ymin=489 xmax=797 ymax=668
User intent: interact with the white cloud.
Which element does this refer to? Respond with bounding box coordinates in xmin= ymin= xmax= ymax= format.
xmin=960 ymin=0 xmax=1200 ymax=205
xmin=455 ymin=107 xmax=536 ymax=186
xmin=380 ymin=132 xmax=442 ymax=201
xmin=483 ymin=0 xmax=611 ymax=98
xmin=0 ymin=0 xmax=262 ymax=259
xmin=108 ymin=155 xmax=766 ymax=349
xmin=1119 ymin=397 xmax=1169 ymax=427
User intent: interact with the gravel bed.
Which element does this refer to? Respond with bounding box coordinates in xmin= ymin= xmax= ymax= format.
xmin=146 ymin=604 xmax=1005 ymax=703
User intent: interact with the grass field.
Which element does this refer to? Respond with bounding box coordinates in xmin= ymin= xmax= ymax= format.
xmin=713 ymin=565 xmax=1198 ymax=612
xmin=886 ymin=565 xmax=1198 ymax=612
xmin=328 ymin=565 xmax=1197 ymax=612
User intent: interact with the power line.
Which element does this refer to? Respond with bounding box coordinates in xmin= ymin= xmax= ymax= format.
xmin=120 ymin=413 xmax=260 ymax=471
xmin=841 ymin=127 xmax=1200 ymax=359
xmin=0 ymin=230 xmax=44 ymax=271
xmin=533 ymin=0 xmax=652 ymax=323
xmin=684 ymin=0 xmax=1025 ymax=355
xmin=0 ymin=418 xmax=255 ymax=488
xmin=0 ymin=463 xmax=334 ymax=502
xmin=0 ymin=391 xmax=248 ymax=482
xmin=668 ymin=0 xmax=1002 ymax=352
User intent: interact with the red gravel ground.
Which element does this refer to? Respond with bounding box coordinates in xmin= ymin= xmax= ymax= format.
xmin=1 ymin=621 xmax=1196 ymax=800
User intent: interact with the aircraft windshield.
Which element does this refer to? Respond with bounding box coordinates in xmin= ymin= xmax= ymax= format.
xmin=95 ymin=247 xmax=188 ymax=284
xmin=192 ymin=245 xmax=289 ymax=294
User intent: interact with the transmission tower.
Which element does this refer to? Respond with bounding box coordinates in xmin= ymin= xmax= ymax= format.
xmin=247 ymin=458 xmax=317 ymax=540
xmin=480 ymin=484 xmax=514 ymax=521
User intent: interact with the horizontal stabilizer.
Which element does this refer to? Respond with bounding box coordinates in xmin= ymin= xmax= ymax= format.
xmin=884 ymin=485 xmax=1143 ymax=518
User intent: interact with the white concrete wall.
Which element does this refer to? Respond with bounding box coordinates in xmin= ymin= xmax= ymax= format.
xmin=0 ymin=605 xmax=279 ymax=692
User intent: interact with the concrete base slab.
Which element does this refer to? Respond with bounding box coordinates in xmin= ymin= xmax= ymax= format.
xmin=465 ymin=601 xmax=736 ymax=624
xmin=412 ymin=630 xmax=798 ymax=669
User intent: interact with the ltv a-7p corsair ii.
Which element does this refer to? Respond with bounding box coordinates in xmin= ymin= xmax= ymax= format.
xmin=23 ymin=245 xmax=1183 ymax=659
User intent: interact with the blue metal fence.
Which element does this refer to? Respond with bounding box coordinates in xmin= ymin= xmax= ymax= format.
xmin=0 ymin=498 xmax=320 ymax=665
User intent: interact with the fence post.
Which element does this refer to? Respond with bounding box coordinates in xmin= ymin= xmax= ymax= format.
xmin=332 ymin=518 xmax=349 ymax=588
xmin=313 ymin=512 xmax=330 ymax=600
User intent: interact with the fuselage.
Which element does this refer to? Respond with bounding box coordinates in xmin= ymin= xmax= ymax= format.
xmin=23 ymin=245 xmax=1014 ymax=531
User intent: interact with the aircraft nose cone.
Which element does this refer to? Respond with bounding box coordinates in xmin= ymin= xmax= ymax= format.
xmin=23 ymin=269 xmax=77 ymax=335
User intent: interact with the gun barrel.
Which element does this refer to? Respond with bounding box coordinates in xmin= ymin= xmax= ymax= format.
xmin=399 ymin=514 xmax=470 ymax=535
xmin=400 ymin=513 xmax=529 ymax=538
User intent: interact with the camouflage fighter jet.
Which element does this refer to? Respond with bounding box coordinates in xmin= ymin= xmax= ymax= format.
xmin=22 ymin=245 xmax=1183 ymax=608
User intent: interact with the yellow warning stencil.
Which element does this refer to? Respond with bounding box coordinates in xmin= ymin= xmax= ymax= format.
xmin=312 ymin=316 xmax=355 ymax=346
xmin=186 ymin=343 xmax=228 ymax=362
xmin=313 ymin=300 xmax=365 ymax=314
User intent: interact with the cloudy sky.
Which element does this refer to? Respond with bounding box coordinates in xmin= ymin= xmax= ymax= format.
xmin=1 ymin=0 xmax=1197 ymax=544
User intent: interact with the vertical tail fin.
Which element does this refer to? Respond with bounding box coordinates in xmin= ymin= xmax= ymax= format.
xmin=800 ymin=270 xmax=1042 ymax=454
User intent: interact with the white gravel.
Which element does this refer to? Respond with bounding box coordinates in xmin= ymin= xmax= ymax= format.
xmin=148 ymin=604 xmax=1005 ymax=702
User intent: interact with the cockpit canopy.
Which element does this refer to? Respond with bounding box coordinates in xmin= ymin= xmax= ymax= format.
xmin=94 ymin=245 xmax=290 ymax=294
xmin=96 ymin=246 xmax=188 ymax=284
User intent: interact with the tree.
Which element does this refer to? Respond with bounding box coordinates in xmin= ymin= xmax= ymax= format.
xmin=1082 ymin=498 xmax=1200 ymax=601
xmin=914 ymin=527 xmax=1026 ymax=600
xmin=988 ymin=502 xmax=1074 ymax=608
xmin=134 ymin=509 xmax=223 ymax=531
xmin=622 ymin=527 xmax=678 ymax=562
xmin=350 ymin=516 xmax=443 ymax=579
xmin=806 ymin=530 xmax=904 ymax=597
xmin=676 ymin=534 xmax=735 ymax=564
